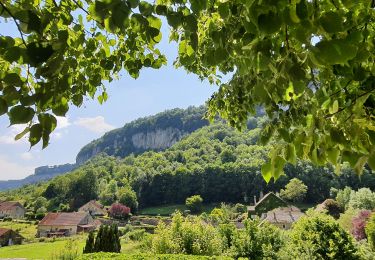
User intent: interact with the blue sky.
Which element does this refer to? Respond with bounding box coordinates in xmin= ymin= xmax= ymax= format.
xmin=0 ymin=20 xmax=218 ymax=180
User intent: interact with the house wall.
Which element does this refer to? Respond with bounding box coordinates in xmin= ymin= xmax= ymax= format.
xmin=0 ymin=206 xmax=25 ymax=219
xmin=37 ymin=225 xmax=77 ymax=237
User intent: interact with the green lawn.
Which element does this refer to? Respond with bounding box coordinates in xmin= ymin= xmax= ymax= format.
xmin=0 ymin=238 xmax=86 ymax=259
xmin=139 ymin=204 xmax=218 ymax=216
xmin=0 ymin=220 xmax=38 ymax=242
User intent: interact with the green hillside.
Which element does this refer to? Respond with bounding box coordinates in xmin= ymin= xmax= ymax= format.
xmin=1 ymin=115 xmax=374 ymax=212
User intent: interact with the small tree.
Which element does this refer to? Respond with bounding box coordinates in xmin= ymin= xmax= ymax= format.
xmin=185 ymin=195 xmax=203 ymax=214
xmin=352 ymin=210 xmax=371 ymax=241
xmin=365 ymin=213 xmax=375 ymax=250
xmin=92 ymin=224 xmax=121 ymax=253
xmin=83 ymin=231 xmax=95 ymax=254
xmin=280 ymin=178 xmax=307 ymax=203
xmin=319 ymin=199 xmax=343 ymax=219
xmin=109 ymin=203 xmax=131 ymax=220
xmin=335 ymin=187 xmax=353 ymax=210
xmin=117 ymin=187 xmax=138 ymax=213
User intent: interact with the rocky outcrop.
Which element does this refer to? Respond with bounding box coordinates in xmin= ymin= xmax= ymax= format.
xmin=131 ymin=128 xmax=186 ymax=150
xmin=76 ymin=106 xmax=208 ymax=164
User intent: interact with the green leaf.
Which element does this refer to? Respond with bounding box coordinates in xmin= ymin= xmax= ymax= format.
xmin=319 ymin=11 xmax=344 ymax=33
xmin=139 ymin=1 xmax=153 ymax=16
xmin=330 ymin=100 xmax=339 ymax=114
xmin=327 ymin=148 xmax=340 ymax=164
xmin=128 ymin=0 xmax=140 ymax=8
xmin=286 ymin=144 xmax=297 ymax=165
xmin=312 ymin=39 xmax=358 ymax=65
xmin=218 ymin=3 xmax=230 ymax=19
xmin=368 ymin=152 xmax=375 ymax=170
xmin=52 ymin=97 xmax=69 ymax=116
xmin=15 ymin=127 xmax=30 ymax=141
xmin=8 ymin=105 xmax=35 ymax=125
xmin=3 ymin=73 xmax=23 ymax=86
xmin=29 ymin=124 xmax=42 ymax=147
xmin=258 ymin=12 xmax=282 ymax=34
xmin=261 ymin=161 xmax=272 ymax=183
xmin=0 ymin=98 xmax=8 ymax=116
xmin=38 ymin=113 xmax=57 ymax=132
xmin=354 ymin=156 xmax=368 ymax=175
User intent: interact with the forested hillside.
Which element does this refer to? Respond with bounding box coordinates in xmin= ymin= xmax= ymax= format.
xmin=76 ymin=106 xmax=209 ymax=164
xmin=1 ymin=115 xmax=374 ymax=212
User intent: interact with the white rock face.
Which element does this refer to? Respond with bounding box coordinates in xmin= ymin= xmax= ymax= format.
xmin=131 ymin=127 xmax=185 ymax=150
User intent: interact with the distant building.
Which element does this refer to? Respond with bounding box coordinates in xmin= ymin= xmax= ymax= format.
xmin=37 ymin=212 xmax=100 ymax=237
xmin=0 ymin=201 xmax=26 ymax=219
xmin=262 ymin=206 xmax=305 ymax=229
xmin=248 ymin=192 xmax=288 ymax=218
xmin=0 ymin=228 xmax=24 ymax=246
xmin=78 ymin=200 xmax=107 ymax=216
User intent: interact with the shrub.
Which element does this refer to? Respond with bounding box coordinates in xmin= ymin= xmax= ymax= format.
xmin=288 ymin=213 xmax=359 ymax=259
xmin=92 ymin=224 xmax=121 ymax=253
xmin=185 ymin=195 xmax=203 ymax=214
xmin=151 ymin=212 xmax=224 ymax=256
xmin=125 ymin=229 xmax=146 ymax=241
xmin=318 ymin=199 xmax=343 ymax=219
xmin=348 ymin=188 xmax=375 ymax=210
xmin=365 ymin=213 xmax=375 ymax=250
xmin=109 ymin=203 xmax=131 ymax=220
xmin=234 ymin=203 xmax=247 ymax=214
xmin=352 ymin=210 xmax=371 ymax=240
xmin=335 ymin=187 xmax=353 ymax=210
xmin=230 ymin=219 xmax=284 ymax=259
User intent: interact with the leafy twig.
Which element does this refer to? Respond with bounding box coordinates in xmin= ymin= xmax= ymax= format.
xmin=0 ymin=2 xmax=27 ymax=46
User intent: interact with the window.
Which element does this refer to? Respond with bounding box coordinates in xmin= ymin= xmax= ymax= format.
xmin=282 ymin=224 xmax=286 ymax=229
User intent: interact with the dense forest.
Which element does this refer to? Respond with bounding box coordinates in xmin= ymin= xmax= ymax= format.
xmin=1 ymin=111 xmax=374 ymax=213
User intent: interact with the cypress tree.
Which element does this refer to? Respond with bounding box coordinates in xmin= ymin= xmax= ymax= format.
xmin=94 ymin=225 xmax=103 ymax=252
xmin=83 ymin=231 xmax=95 ymax=254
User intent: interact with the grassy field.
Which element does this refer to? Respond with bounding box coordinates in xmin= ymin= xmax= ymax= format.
xmin=139 ymin=203 xmax=218 ymax=216
xmin=0 ymin=237 xmax=86 ymax=259
xmin=0 ymin=220 xmax=38 ymax=242
xmin=0 ymin=234 xmax=142 ymax=259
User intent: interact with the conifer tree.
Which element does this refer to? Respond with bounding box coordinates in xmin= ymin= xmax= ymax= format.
xmin=83 ymin=231 xmax=95 ymax=254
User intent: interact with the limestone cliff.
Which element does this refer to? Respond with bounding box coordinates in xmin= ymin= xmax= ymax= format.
xmin=76 ymin=106 xmax=208 ymax=164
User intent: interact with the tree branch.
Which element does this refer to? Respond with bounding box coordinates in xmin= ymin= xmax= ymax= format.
xmin=0 ymin=2 xmax=27 ymax=46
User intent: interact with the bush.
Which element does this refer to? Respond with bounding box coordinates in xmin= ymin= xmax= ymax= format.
xmin=288 ymin=213 xmax=359 ymax=259
xmin=348 ymin=188 xmax=375 ymax=210
xmin=230 ymin=219 xmax=284 ymax=259
xmin=318 ymin=199 xmax=343 ymax=219
xmin=234 ymin=203 xmax=247 ymax=214
xmin=151 ymin=212 xmax=224 ymax=256
xmin=185 ymin=195 xmax=203 ymax=214
xmin=352 ymin=210 xmax=371 ymax=240
xmin=109 ymin=203 xmax=131 ymax=220
xmin=125 ymin=229 xmax=146 ymax=241
xmin=365 ymin=213 xmax=375 ymax=250
xmin=77 ymin=253 xmax=233 ymax=260
xmin=91 ymin=224 xmax=121 ymax=253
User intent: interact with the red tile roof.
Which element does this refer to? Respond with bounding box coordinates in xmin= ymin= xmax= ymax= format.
xmin=0 ymin=201 xmax=24 ymax=211
xmin=0 ymin=228 xmax=11 ymax=237
xmin=39 ymin=212 xmax=89 ymax=226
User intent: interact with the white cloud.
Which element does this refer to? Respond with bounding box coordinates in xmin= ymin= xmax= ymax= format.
xmin=74 ymin=116 xmax=115 ymax=134
xmin=0 ymin=155 xmax=34 ymax=180
xmin=56 ymin=116 xmax=70 ymax=130
xmin=20 ymin=152 xmax=33 ymax=161
xmin=0 ymin=124 xmax=28 ymax=145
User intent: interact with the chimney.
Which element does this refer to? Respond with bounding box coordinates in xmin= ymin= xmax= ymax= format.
xmin=254 ymin=195 xmax=257 ymax=205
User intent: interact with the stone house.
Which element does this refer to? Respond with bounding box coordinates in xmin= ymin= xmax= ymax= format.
xmin=262 ymin=206 xmax=305 ymax=230
xmin=78 ymin=200 xmax=107 ymax=216
xmin=37 ymin=212 xmax=99 ymax=237
xmin=0 ymin=201 xmax=26 ymax=219
xmin=248 ymin=192 xmax=288 ymax=218
xmin=0 ymin=228 xmax=24 ymax=246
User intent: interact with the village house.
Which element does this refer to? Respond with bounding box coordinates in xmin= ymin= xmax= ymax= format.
xmin=262 ymin=206 xmax=305 ymax=230
xmin=78 ymin=200 xmax=107 ymax=216
xmin=248 ymin=192 xmax=288 ymax=218
xmin=37 ymin=212 xmax=100 ymax=237
xmin=0 ymin=228 xmax=24 ymax=247
xmin=0 ymin=201 xmax=26 ymax=219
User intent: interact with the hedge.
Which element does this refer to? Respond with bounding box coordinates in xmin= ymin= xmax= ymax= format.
xmin=77 ymin=253 xmax=233 ymax=260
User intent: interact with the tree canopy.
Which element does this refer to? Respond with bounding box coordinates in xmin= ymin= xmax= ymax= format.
xmin=1 ymin=0 xmax=374 ymax=180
